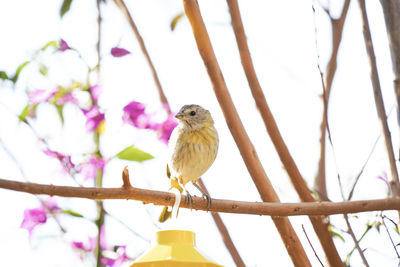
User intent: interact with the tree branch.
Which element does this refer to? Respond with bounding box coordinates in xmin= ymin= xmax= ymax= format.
xmin=182 ymin=0 xmax=311 ymax=265
xmin=358 ymin=0 xmax=400 ymax=196
xmin=379 ymin=0 xmax=400 ymax=127
xmin=113 ymin=0 xmax=171 ymax=112
xmin=315 ymin=0 xmax=350 ymax=199
xmin=226 ymin=0 xmax=342 ymax=265
xmin=1 ymin=177 xmax=400 ymax=217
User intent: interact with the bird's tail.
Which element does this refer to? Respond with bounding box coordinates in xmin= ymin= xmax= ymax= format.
xmin=158 ymin=178 xmax=182 ymax=223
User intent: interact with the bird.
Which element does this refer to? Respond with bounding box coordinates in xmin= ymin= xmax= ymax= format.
xmin=158 ymin=104 xmax=219 ymax=222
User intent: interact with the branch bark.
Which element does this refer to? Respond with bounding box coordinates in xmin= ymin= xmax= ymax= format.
xmin=1 ymin=178 xmax=400 ymax=216
xmin=182 ymin=0 xmax=311 ymax=265
xmin=379 ymin=0 xmax=400 ymax=128
xmin=226 ymin=0 xmax=343 ymax=265
xmin=358 ymin=0 xmax=400 ymax=196
xmin=113 ymin=0 xmax=171 ymax=112
xmin=316 ymin=0 xmax=350 ymax=199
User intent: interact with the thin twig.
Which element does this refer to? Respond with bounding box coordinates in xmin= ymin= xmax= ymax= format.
xmin=302 ymin=225 xmax=325 ymax=267
xmin=183 ymin=0 xmax=311 ymax=265
xmin=0 ymin=103 xmax=82 ymax=187
xmin=198 ymin=178 xmax=245 ymax=267
xmin=313 ymin=0 xmax=350 ymax=199
xmin=345 ymin=223 xmax=372 ymax=265
xmin=113 ymin=0 xmax=171 ymax=112
xmin=347 ymin=106 xmax=395 ymax=200
xmin=2 ymin=177 xmax=400 ymax=216
xmin=382 ymin=215 xmax=400 ymax=261
xmin=348 ymin=135 xmax=381 ymax=200
xmin=0 ymin=138 xmax=68 ymax=234
xmin=102 ymin=208 xmax=150 ymax=243
xmin=358 ymin=0 xmax=400 ymax=196
xmin=94 ymin=3 xmax=105 ymax=265
xmin=344 ymin=214 xmax=370 ymax=266
xmin=96 ymin=0 xmax=102 ymax=76
xmin=0 ymin=138 xmax=29 ymax=179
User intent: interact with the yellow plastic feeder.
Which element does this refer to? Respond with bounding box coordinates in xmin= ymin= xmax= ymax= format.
xmin=130 ymin=230 xmax=223 ymax=267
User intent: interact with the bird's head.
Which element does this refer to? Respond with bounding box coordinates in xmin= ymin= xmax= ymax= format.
xmin=175 ymin=104 xmax=213 ymax=130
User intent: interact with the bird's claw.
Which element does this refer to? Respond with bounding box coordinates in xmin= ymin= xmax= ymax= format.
xmin=204 ymin=194 xmax=212 ymax=211
xmin=185 ymin=192 xmax=193 ymax=209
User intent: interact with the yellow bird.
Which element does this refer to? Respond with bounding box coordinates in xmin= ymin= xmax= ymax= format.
xmin=159 ymin=104 xmax=219 ymax=222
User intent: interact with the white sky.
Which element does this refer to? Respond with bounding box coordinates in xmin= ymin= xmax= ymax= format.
xmin=0 ymin=0 xmax=399 ymax=266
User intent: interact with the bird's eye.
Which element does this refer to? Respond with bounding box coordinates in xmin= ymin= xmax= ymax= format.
xmin=190 ymin=111 xmax=196 ymax=116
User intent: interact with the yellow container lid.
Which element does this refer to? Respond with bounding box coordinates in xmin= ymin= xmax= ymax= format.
xmin=130 ymin=230 xmax=223 ymax=267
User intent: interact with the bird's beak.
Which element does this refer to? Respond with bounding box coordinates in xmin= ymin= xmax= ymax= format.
xmin=175 ymin=113 xmax=184 ymax=120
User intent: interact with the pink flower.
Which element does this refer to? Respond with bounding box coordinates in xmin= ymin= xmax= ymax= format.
xmin=79 ymin=155 xmax=107 ymax=180
xmin=71 ymin=225 xmax=107 ymax=254
xmin=90 ymin=84 xmax=101 ymax=102
xmin=43 ymin=149 xmax=75 ymax=174
xmin=71 ymin=236 xmax=97 ymax=252
xmin=43 ymin=197 xmax=60 ymax=212
xmin=101 ymin=246 xmax=130 ymax=267
xmin=59 ymin=39 xmax=70 ymax=52
xmin=123 ymin=101 xmax=155 ymax=129
xmin=155 ymin=114 xmax=178 ymax=144
xmin=377 ymin=171 xmax=389 ymax=185
xmin=111 ymin=47 xmax=131 ymax=57
xmin=123 ymin=102 xmax=178 ymax=144
xmin=20 ymin=207 xmax=47 ymax=238
xmin=28 ymin=88 xmax=59 ymax=104
xmin=55 ymin=92 xmax=78 ymax=105
xmin=99 ymin=225 xmax=109 ymax=250
xmin=82 ymin=105 xmax=105 ymax=131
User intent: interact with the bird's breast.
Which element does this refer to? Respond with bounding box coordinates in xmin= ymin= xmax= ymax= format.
xmin=169 ymin=125 xmax=218 ymax=184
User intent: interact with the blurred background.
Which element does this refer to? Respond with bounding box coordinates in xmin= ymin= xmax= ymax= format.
xmin=0 ymin=0 xmax=398 ymax=266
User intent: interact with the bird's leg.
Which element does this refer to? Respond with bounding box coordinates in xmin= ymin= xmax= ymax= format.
xmin=193 ymin=182 xmax=212 ymax=211
xmin=182 ymin=184 xmax=193 ymax=209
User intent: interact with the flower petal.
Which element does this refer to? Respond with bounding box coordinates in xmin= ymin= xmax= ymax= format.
xmin=20 ymin=207 xmax=47 ymax=237
xmin=82 ymin=106 xmax=105 ymax=132
xmin=90 ymin=84 xmax=101 ymax=102
xmin=111 ymin=47 xmax=131 ymax=57
xmin=59 ymin=39 xmax=70 ymax=52
xmin=55 ymin=92 xmax=78 ymax=105
xmin=79 ymin=155 xmax=107 ymax=180
xmin=28 ymin=88 xmax=59 ymax=104
xmin=157 ymin=115 xmax=178 ymax=144
xmin=43 ymin=149 xmax=75 ymax=174
xmin=122 ymin=101 xmax=156 ymax=129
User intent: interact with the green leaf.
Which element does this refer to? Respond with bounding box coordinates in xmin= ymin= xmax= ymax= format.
xmin=54 ymin=104 xmax=64 ymax=125
xmin=328 ymin=225 xmax=345 ymax=242
xmin=39 ymin=64 xmax=48 ymax=76
xmin=41 ymin=40 xmax=58 ymax=51
xmin=19 ymin=104 xmax=30 ymax=122
xmin=60 ymin=0 xmax=73 ymax=17
xmin=0 ymin=71 xmax=8 ymax=80
xmin=117 ymin=145 xmax=154 ymax=162
xmin=170 ymin=12 xmax=184 ymax=31
xmin=330 ymin=229 xmax=345 ymax=242
xmin=394 ymin=224 xmax=400 ymax=235
xmin=11 ymin=61 xmax=30 ymax=83
xmin=19 ymin=104 xmax=37 ymax=122
xmin=62 ymin=209 xmax=83 ymax=218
